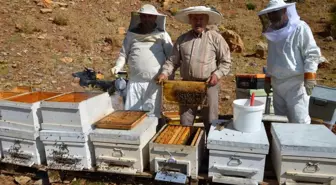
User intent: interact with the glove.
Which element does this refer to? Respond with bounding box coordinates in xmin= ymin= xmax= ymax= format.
xmin=110 ymin=57 xmax=126 ymax=76
xmin=264 ymin=76 xmax=272 ymax=95
xmin=304 ymin=72 xmax=317 ymax=96
xmin=110 ymin=66 xmax=121 ymax=76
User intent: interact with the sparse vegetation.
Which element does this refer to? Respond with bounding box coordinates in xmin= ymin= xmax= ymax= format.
xmin=246 ymin=2 xmax=256 ymax=10
xmin=53 ymin=14 xmax=69 ymax=26
xmin=169 ymin=7 xmax=179 ymax=16
xmin=330 ymin=4 xmax=336 ymax=37
xmin=15 ymin=16 xmax=42 ymax=34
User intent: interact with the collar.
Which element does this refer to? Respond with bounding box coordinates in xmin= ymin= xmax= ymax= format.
xmin=191 ymin=29 xmax=207 ymax=38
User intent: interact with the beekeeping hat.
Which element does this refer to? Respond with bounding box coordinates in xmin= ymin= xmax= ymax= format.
xmin=174 ymin=6 xmax=223 ymax=25
xmin=258 ymin=0 xmax=300 ymax=42
xmin=258 ymin=0 xmax=295 ymax=16
xmin=128 ymin=4 xmax=167 ymax=32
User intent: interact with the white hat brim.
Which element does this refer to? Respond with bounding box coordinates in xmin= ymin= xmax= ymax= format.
xmin=134 ymin=11 xmax=166 ymax=17
xmin=258 ymin=2 xmax=295 ymax=15
xmin=174 ymin=8 xmax=222 ymax=25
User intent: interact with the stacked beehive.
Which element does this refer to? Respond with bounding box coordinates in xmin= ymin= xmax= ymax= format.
xmin=89 ymin=115 xmax=158 ymax=174
xmin=0 ymin=92 xmax=62 ymax=166
xmin=207 ymin=120 xmax=269 ymax=184
xmin=149 ymin=125 xmax=204 ymax=179
xmin=38 ymin=92 xmax=115 ymax=170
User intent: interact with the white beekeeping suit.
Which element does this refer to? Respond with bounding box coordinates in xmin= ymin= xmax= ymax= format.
xmin=258 ymin=0 xmax=325 ymax=124
xmin=111 ymin=4 xmax=173 ymax=117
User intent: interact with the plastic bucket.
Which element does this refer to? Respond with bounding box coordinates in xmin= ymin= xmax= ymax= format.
xmin=233 ymin=99 xmax=265 ymax=133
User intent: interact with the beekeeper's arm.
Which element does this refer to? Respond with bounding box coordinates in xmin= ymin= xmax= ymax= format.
xmin=213 ymin=34 xmax=232 ymax=79
xmin=163 ymin=32 xmax=173 ymax=59
xmin=111 ymin=32 xmax=132 ymax=75
xmin=158 ymin=36 xmax=182 ymax=82
xmin=299 ymin=22 xmax=326 ymax=95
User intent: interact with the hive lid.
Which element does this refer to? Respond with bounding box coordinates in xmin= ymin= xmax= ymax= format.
xmin=94 ymin=110 xmax=147 ymax=130
xmin=207 ymin=120 xmax=269 ymax=154
xmin=89 ymin=117 xmax=158 ymax=145
xmin=271 ymin=123 xmax=336 ymax=159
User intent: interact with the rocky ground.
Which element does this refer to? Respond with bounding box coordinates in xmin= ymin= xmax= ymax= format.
xmin=0 ymin=0 xmax=335 ymax=184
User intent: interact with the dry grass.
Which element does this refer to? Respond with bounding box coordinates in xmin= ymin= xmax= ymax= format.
xmin=53 ymin=14 xmax=69 ymax=26
xmin=15 ymin=16 xmax=43 ymax=34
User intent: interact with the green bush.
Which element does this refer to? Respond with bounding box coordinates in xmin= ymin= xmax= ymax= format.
xmin=246 ymin=2 xmax=256 ymax=10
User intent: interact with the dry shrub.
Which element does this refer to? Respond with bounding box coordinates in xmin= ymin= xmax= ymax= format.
xmin=53 ymin=14 xmax=69 ymax=26
xmin=169 ymin=7 xmax=179 ymax=16
xmin=15 ymin=16 xmax=42 ymax=34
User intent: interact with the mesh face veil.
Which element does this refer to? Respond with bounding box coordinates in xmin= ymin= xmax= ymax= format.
xmin=258 ymin=3 xmax=300 ymax=42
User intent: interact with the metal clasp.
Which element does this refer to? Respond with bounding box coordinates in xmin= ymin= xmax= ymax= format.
xmin=227 ymin=156 xmax=242 ymax=166
xmin=303 ymin=162 xmax=320 ymax=173
xmin=112 ymin=148 xmax=124 ymax=157
xmin=166 ymin=151 xmax=176 ymax=164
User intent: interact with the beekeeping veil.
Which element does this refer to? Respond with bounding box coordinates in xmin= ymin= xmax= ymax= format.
xmin=128 ymin=4 xmax=166 ymax=32
xmin=258 ymin=0 xmax=300 ymax=42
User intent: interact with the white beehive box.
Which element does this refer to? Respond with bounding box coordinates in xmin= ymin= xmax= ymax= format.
xmin=0 ymin=91 xmax=29 ymax=159
xmin=271 ymin=123 xmax=336 ymax=185
xmin=207 ymin=120 xmax=269 ymax=185
xmin=149 ymin=125 xmax=204 ymax=179
xmin=89 ymin=117 xmax=158 ymax=174
xmin=0 ymin=127 xmax=45 ymax=166
xmin=0 ymin=92 xmax=62 ymax=132
xmin=40 ymin=92 xmax=114 ymax=132
xmin=40 ymin=130 xmax=94 ymax=171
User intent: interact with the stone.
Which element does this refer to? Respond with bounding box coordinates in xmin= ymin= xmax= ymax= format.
xmin=14 ymin=176 xmax=31 ymax=185
xmin=60 ymin=57 xmax=73 ymax=63
xmin=255 ymin=41 xmax=267 ymax=59
xmin=33 ymin=179 xmax=43 ymax=185
xmin=324 ymin=36 xmax=333 ymax=42
xmin=51 ymin=80 xmax=57 ymax=84
xmin=223 ymin=95 xmax=230 ymax=101
xmin=38 ymin=33 xmax=47 ymax=40
xmin=40 ymin=8 xmax=52 ymax=14
xmin=55 ymin=2 xmax=68 ymax=7
xmin=221 ymin=29 xmax=245 ymax=53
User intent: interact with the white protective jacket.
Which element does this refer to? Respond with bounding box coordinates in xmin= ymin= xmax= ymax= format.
xmin=267 ymin=20 xmax=324 ymax=81
xmin=115 ymin=29 xmax=172 ymax=117
xmin=267 ymin=20 xmax=325 ymax=124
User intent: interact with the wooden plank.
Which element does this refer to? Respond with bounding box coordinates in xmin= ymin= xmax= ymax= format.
xmin=168 ymin=126 xmax=183 ymax=144
xmin=191 ymin=128 xmax=201 ymax=146
xmin=95 ymin=111 xmax=147 ymax=130
xmin=176 ymin=127 xmax=190 ymax=145
xmin=173 ymin=126 xmax=186 ymax=144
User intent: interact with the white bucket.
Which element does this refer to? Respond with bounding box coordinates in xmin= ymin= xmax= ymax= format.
xmin=233 ymin=99 xmax=265 ymax=133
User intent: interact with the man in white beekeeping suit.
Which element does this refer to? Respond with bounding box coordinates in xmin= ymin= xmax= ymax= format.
xmin=258 ymin=0 xmax=325 ymax=124
xmin=110 ymin=4 xmax=173 ymax=117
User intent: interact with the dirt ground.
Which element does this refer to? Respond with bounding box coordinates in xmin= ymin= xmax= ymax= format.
xmin=0 ymin=0 xmax=335 ymax=184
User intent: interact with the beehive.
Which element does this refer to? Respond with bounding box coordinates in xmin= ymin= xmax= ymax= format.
xmin=0 ymin=92 xmax=62 ymax=131
xmin=149 ymin=125 xmax=204 ymax=178
xmin=90 ymin=117 xmax=158 ymax=174
xmin=40 ymin=92 xmax=114 ymax=132
xmin=207 ymin=120 xmax=269 ymax=184
xmin=271 ymin=123 xmax=336 ymax=184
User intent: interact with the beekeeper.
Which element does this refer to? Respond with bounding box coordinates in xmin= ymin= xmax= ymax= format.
xmin=258 ymin=0 xmax=325 ymax=124
xmin=110 ymin=4 xmax=173 ymax=117
xmin=157 ymin=6 xmax=232 ymax=133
